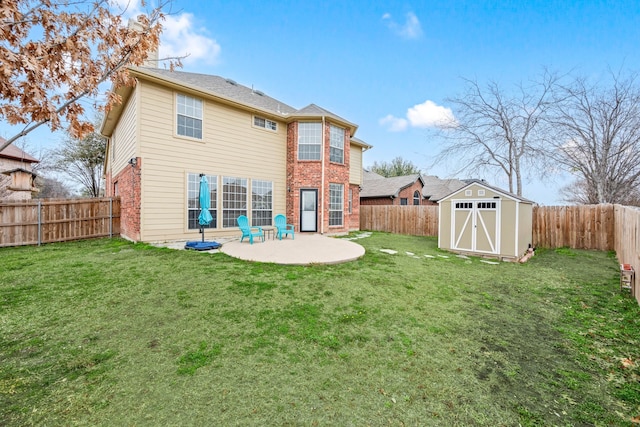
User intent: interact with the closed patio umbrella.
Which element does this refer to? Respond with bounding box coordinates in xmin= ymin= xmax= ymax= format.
xmin=185 ymin=174 xmax=221 ymax=250
xmin=198 ymin=174 xmax=213 ymax=242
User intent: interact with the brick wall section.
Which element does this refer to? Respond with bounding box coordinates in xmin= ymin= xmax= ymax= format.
xmin=105 ymin=157 xmax=141 ymax=241
xmin=361 ymin=179 xmax=426 ymax=206
xmin=361 ymin=197 xmax=394 ymax=205
xmin=286 ymin=121 xmax=353 ymax=234
xmin=397 ymin=180 xmax=424 ymax=206
xmin=348 ymin=184 xmax=360 ymax=230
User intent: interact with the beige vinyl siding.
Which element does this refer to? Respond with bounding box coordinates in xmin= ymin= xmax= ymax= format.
xmin=110 ymin=89 xmax=138 ymax=175
xmin=136 ymin=81 xmax=287 ymax=241
xmin=349 ymin=145 xmax=363 ymax=185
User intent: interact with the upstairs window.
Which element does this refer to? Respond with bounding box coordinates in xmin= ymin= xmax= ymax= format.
xmin=177 ymin=93 xmax=203 ymax=139
xmin=254 ymin=116 xmax=277 ymax=131
xmin=298 ymin=122 xmax=322 ymax=160
xmin=329 ymin=124 xmax=344 ymax=163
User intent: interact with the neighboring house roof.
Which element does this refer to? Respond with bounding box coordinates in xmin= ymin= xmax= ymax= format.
xmin=102 ymin=67 xmax=361 ymax=137
xmin=421 ymin=175 xmax=466 ymax=202
xmin=363 ymin=170 xmax=385 ymax=180
xmin=360 ymin=173 xmax=423 ymax=198
xmin=0 ymin=138 xmax=39 ymax=163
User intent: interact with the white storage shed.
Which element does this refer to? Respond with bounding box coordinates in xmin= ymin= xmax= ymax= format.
xmin=438 ymin=181 xmax=533 ymax=260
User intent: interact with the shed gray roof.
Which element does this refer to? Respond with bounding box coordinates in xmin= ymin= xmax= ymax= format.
xmin=360 ymin=173 xmax=423 ymax=198
xmin=134 ymin=67 xmax=297 ymax=116
xmin=421 ymin=175 xmax=466 ymax=202
xmin=441 ymin=180 xmax=534 ymax=203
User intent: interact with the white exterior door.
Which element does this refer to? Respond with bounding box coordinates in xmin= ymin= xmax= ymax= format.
xmin=300 ymin=189 xmax=317 ymax=232
xmin=451 ymin=200 xmax=500 ymax=254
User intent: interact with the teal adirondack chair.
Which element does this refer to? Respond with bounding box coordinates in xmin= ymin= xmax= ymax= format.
xmin=236 ymin=215 xmax=264 ymax=244
xmin=274 ymin=214 xmax=295 ymax=240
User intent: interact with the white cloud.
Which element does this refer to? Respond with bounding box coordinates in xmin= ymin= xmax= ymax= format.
xmin=380 ymin=100 xmax=456 ymax=132
xmin=407 ymin=100 xmax=456 ymax=128
xmin=379 ymin=114 xmax=409 ymax=132
xmin=382 ymin=11 xmax=423 ymax=40
xmin=160 ymin=13 xmax=221 ymax=66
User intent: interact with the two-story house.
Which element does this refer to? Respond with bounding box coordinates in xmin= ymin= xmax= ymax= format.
xmin=101 ymin=67 xmax=370 ymax=242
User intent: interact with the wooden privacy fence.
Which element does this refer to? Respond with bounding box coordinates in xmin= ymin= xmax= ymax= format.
xmin=0 ymin=197 xmax=121 ymax=247
xmin=531 ymin=204 xmax=616 ymax=250
xmin=360 ymin=205 xmax=439 ymax=236
xmin=614 ymin=205 xmax=640 ymax=304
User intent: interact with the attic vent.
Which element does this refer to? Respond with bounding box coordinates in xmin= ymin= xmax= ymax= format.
xmin=253 ymin=89 xmax=265 ymax=96
xmin=225 ymin=78 xmax=237 ymax=86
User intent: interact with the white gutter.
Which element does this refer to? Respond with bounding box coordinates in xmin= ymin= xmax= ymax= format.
xmin=321 ymin=116 xmax=325 ymax=234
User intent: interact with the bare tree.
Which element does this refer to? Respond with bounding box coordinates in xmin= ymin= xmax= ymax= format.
xmin=50 ymin=117 xmax=106 ymax=197
xmin=34 ymin=176 xmax=75 ymax=199
xmin=370 ymin=156 xmax=421 ymax=177
xmin=548 ymin=71 xmax=640 ymax=204
xmin=436 ymin=73 xmax=558 ymax=196
xmin=0 ymin=0 xmax=181 ymax=153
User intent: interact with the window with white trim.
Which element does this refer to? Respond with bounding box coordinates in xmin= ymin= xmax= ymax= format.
xmin=477 ymin=202 xmax=497 ymax=209
xmin=329 ymin=124 xmax=344 ymax=163
xmin=222 ymin=177 xmax=247 ymax=227
xmin=329 ymin=183 xmax=343 ymax=226
xmin=298 ymin=122 xmax=322 ymax=160
xmin=187 ymin=173 xmax=217 ymax=229
xmin=254 ymin=116 xmax=277 ymax=131
xmin=455 ymin=202 xmax=473 ymax=209
xmin=413 ymin=190 xmax=420 ymax=205
xmin=251 ymin=179 xmax=273 ymax=226
xmin=177 ymin=93 xmax=203 ymax=139
xmin=348 ymin=188 xmax=353 ymax=214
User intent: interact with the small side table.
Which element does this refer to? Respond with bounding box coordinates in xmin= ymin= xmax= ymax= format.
xmin=262 ymin=227 xmax=275 ymax=240
xmin=620 ymin=264 xmax=635 ymax=297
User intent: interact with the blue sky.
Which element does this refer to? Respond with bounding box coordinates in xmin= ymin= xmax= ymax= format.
xmin=3 ymin=0 xmax=640 ymax=204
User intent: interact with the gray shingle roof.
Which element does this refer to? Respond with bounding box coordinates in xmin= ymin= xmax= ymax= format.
xmin=292 ymin=104 xmax=356 ymax=129
xmin=0 ymin=137 xmax=39 ymax=163
xmin=360 ymin=173 xmax=422 ymax=198
xmin=421 ymin=175 xmax=466 ymax=201
xmin=135 ymin=67 xmax=297 ymax=116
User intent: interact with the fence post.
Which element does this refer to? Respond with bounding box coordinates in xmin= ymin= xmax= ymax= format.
xmin=37 ymin=199 xmax=42 ymax=246
xmin=109 ymin=198 xmax=113 ymax=238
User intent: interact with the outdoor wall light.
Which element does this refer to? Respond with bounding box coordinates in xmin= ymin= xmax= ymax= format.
xmin=128 ymin=157 xmax=137 ymax=167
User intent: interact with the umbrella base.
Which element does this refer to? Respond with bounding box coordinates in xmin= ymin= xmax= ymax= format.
xmin=185 ymin=241 xmax=222 ymax=251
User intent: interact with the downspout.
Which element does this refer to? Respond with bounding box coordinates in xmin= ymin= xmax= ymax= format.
xmin=321 ymin=116 xmax=325 ymax=234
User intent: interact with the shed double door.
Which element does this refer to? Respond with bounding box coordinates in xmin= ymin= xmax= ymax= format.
xmin=451 ymin=200 xmax=500 ymax=254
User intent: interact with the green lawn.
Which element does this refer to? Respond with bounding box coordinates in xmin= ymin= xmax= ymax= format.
xmin=1 ymin=233 xmax=639 ymax=426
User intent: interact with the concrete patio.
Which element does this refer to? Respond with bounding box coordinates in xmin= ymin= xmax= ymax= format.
xmin=219 ymin=233 xmax=365 ymax=265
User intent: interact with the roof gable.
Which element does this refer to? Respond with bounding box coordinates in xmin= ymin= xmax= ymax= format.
xmin=361 ymin=173 xmax=423 ymax=198
xmin=439 ymin=181 xmax=534 ymax=204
